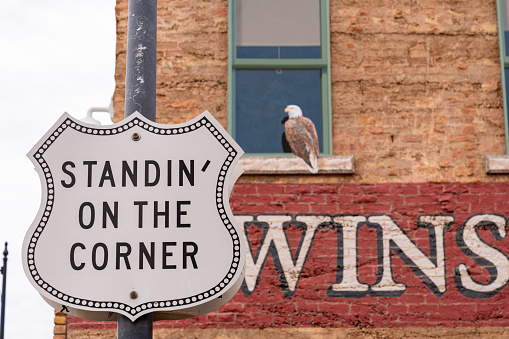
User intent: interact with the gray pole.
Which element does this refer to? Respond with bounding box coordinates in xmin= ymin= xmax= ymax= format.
xmin=124 ymin=0 xmax=157 ymax=121
xmin=1 ymin=242 xmax=8 ymax=339
xmin=118 ymin=313 xmax=153 ymax=338
xmin=119 ymin=0 xmax=157 ymax=337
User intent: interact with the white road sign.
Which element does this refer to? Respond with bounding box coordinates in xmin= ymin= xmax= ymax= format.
xmin=22 ymin=111 xmax=245 ymax=321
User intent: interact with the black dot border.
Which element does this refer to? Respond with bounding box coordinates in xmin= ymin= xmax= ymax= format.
xmin=28 ymin=116 xmax=242 ymax=316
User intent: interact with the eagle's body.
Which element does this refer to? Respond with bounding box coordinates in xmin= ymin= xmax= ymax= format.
xmin=284 ymin=105 xmax=320 ymax=173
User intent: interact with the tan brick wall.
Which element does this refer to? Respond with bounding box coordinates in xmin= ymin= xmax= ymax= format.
xmin=329 ymin=1 xmax=506 ymax=183
xmin=114 ymin=0 xmax=229 ymax=127
xmin=53 ymin=310 xmax=67 ymax=339
xmin=113 ymin=0 xmax=509 ymax=184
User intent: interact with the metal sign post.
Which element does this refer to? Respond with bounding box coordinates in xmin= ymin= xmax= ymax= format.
xmin=125 ymin=0 xmax=157 ymax=121
xmin=1 ymin=242 xmax=8 ymax=339
xmin=121 ymin=0 xmax=157 ymax=336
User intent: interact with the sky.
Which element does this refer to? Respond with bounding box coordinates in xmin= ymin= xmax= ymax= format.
xmin=0 ymin=0 xmax=116 ymax=337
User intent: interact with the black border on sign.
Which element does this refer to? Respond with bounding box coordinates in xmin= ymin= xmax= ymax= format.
xmin=25 ymin=115 xmax=242 ymax=317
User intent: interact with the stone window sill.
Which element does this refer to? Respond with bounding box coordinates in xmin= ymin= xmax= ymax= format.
xmin=239 ymin=156 xmax=355 ymax=175
xmin=485 ymin=155 xmax=509 ymax=174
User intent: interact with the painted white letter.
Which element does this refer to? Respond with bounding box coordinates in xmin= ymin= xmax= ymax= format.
xmin=455 ymin=214 xmax=509 ymax=298
xmin=236 ymin=214 xmax=327 ymax=297
xmin=368 ymin=215 xmax=453 ymax=296
xmin=327 ymin=215 xmax=369 ymax=297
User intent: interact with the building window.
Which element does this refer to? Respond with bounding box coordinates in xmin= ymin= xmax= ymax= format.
xmin=498 ymin=0 xmax=509 ymax=152
xmin=228 ymin=0 xmax=332 ymax=155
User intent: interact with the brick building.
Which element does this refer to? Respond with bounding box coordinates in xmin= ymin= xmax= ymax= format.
xmin=58 ymin=0 xmax=509 ymax=337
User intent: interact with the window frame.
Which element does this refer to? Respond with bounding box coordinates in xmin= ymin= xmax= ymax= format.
xmin=497 ymin=0 xmax=509 ymax=153
xmin=227 ymin=0 xmax=332 ymax=157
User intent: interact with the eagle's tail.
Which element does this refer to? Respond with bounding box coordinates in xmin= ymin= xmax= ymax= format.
xmin=306 ymin=151 xmax=319 ymax=174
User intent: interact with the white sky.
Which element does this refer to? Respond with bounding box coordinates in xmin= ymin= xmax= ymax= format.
xmin=0 ymin=1 xmax=116 ymax=337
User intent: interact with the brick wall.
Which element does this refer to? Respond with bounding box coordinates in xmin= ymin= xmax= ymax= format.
xmin=63 ymin=0 xmax=509 ymax=337
xmin=329 ymin=0 xmax=505 ymax=182
xmin=53 ymin=311 xmax=67 ymax=338
xmin=112 ymin=0 xmax=508 ymax=184
xmin=114 ymin=0 xmax=230 ymax=127
xmin=66 ymin=183 xmax=509 ymax=337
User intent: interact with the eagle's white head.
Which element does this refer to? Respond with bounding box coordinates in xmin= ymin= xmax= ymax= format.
xmin=284 ymin=105 xmax=303 ymax=118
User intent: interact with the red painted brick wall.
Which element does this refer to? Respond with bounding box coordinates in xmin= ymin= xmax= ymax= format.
xmin=67 ymin=182 xmax=509 ymax=331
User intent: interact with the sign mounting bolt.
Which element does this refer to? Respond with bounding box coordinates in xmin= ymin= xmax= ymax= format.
xmin=130 ymin=291 xmax=138 ymax=299
xmin=132 ymin=133 xmax=141 ymax=141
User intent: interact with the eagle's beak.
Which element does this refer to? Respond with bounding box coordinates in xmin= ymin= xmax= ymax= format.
xmin=284 ymin=108 xmax=290 ymax=113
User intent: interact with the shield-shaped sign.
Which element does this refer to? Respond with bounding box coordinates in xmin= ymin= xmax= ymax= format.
xmin=22 ymin=111 xmax=245 ymax=321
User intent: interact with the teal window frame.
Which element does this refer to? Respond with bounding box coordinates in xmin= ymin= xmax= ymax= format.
xmin=497 ymin=0 xmax=509 ymax=153
xmin=227 ymin=0 xmax=332 ymax=157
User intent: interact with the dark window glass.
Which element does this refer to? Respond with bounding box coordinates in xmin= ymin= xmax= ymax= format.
xmin=504 ymin=0 xmax=509 ymax=57
xmin=235 ymin=69 xmax=322 ymax=153
xmin=505 ymin=31 xmax=509 ymax=57
xmin=236 ymin=46 xmax=322 ymax=59
xmin=505 ymin=68 xmax=509 ymax=109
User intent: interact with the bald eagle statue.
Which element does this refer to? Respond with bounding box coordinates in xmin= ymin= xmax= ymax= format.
xmin=284 ymin=105 xmax=320 ymax=173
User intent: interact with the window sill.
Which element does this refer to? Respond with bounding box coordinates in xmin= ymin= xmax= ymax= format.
xmin=485 ymin=155 xmax=509 ymax=174
xmin=239 ymin=156 xmax=355 ymax=175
